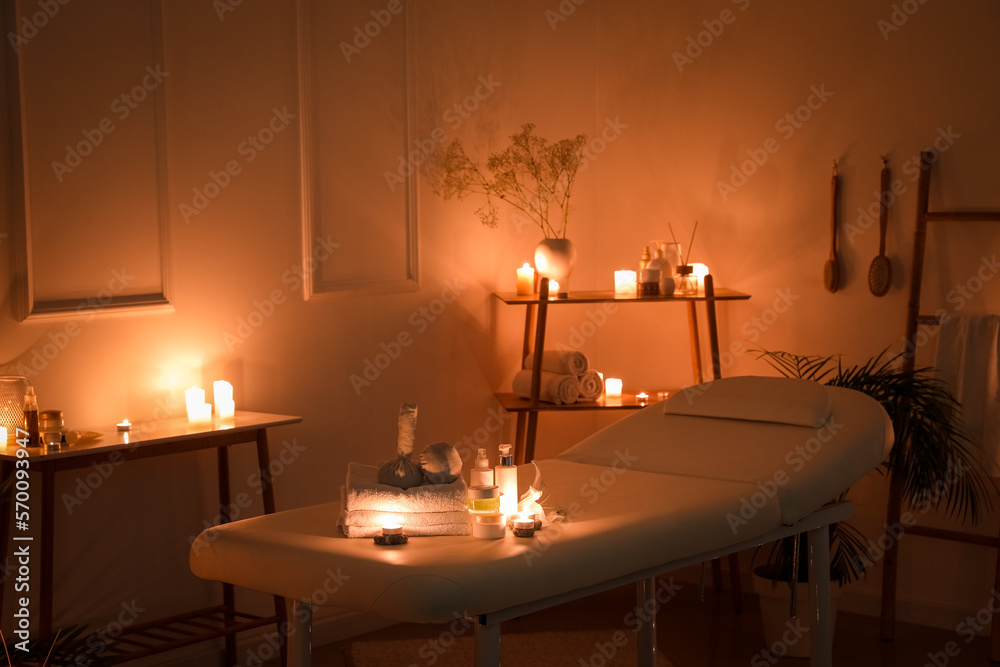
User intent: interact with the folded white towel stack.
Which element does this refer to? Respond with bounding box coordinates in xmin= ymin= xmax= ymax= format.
xmin=524 ymin=350 xmax=589 ymax=376
xmin=339 ymin=463 xmax=471 ymax=537
xmin=512 ymin=369 xmax=581 ymax=405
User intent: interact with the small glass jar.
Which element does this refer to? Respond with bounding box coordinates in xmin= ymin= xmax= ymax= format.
xmin=39 ymin=409 xmax=64 ymax=432
xmin=467 ymin=485 xmax=501 ymax=515
xmin=675 ymin=265 xmax=699 ymax=297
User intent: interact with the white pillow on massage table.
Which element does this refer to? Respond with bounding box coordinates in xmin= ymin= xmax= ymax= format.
xmin=662 ymin=375 xmax=833 ymax=427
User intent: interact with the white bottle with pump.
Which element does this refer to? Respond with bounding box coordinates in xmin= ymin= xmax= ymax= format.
xmin=470 ymin=448 xmax=494 ymax=486
xmin=495 ymin=443 xmax=518 ymax=517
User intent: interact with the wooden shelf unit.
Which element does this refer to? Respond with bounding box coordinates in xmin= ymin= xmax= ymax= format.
xmin=495 ymin=275 xmax=750 ymax=464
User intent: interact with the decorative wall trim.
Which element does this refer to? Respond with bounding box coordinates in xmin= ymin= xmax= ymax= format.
xmin=296 ymin=0 xmax=419 ymax=299
xmin=11 ymin=0 xmax=172 ymax=321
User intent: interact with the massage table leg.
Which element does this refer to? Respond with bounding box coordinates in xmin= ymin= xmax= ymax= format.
xmin=636 ymin=577 xmax=657 ymax=667
xmin=474 ymin=617 xmax=502 ymax=667
xmin=288 ymin=601 xmax=312 ymax=667
xmin=807 ymin=524 xmax=832 ymax=667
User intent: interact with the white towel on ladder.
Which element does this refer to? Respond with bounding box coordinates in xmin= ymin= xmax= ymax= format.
xmin=934 ymin=315 xmax=1000 ymax=474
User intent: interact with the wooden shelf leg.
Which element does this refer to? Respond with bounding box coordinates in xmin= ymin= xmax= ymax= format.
xmin=687 ymin=301 xmax=703 ymax=384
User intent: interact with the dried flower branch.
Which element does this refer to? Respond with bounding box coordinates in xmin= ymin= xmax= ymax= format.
xmin=438 ymin=124 xmax=587 ymax=239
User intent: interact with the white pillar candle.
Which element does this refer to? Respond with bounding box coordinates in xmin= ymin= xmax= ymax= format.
xmin=516 ymin=264 xmax=535 ymax=296
xmin=217 ymin=399 xmax=236 ymax=421
xmin=548 ymin=280 xmax=559 ymax=297
xmin=185 ymin=387 xmax=205 ymax=421
xmin=214 ymin=380 xmax=233 ymax=404
xmin=189 ymin=402 xmax=212 ymax=424
xmin=614 ymin=270 xmax=637 ymax=296
xmin=605 ymin=378 xmax=623 ymax=398
xmin=0 ymin=427 xmax=6 ymax=444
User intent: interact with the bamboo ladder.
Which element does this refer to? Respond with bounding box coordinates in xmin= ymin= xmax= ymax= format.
xmin=880 ymin=151 xmax=1000 ymax=659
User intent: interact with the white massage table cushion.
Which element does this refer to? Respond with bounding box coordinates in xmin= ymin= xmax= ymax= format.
xmin=662 ymin=376 xmax=833 ymax=427
xmin=557 ymin=377 xmax=892 ymax=525
xmin=189 ymin=460 xmax=782 ymax=623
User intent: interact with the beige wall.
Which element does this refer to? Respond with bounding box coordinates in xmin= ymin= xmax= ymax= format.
xmin=2 ymin=0 xmax=1000 ymax=661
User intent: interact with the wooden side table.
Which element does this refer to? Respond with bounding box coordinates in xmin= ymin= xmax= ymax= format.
xmin=0 ymin=411 xmax=302 ymax=664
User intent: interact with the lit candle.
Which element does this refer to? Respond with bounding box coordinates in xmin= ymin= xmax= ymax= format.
xmin=516 ymin=264 xmax=535 ymax=296
xmin=614 ymin=270 xmax=637 ymax=296
xmin=548 ymin=280 xmax=559 ymax=297
xmin=382 ymin=524 xmax=403 ymax=536
xmin=605 ymin=378 xmax=623 ymax=398
xmin=512 ymin=512 xmax=536 ymax=538
xmin=214 ymin=380 xmax=233 ymax=404
xmin=217 ymin=399 xmax=235 ymax=421
xmin=117 ymin=419 xmax=131 ymax=432
xmin=185 ymin=386 xmax=205 ymax=421
xmin=189 ymin=402 xmax=212 ymax=424
xmin=374 ymin=523 xmax=408 ymax=545
xmin=636 ymin=392 xmax=649 ymax=405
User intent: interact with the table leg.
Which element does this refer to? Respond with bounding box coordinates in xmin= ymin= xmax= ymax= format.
xmin=808 ymin=523 xmax=833 ymax=667
xmin=40 ymin=463 xmax=54 ymax=637
xmin=256 ymin=429 xmax=289 ymax=666
xmin=217 ymin=447 xmax=237 ymax=667
xmin=636 ymin=577 xmax=657 ymax=667
xmin=287 ymin=601 xmax=312 ymax=667
xmin=473 ymin=617 xmax=501 ymax=667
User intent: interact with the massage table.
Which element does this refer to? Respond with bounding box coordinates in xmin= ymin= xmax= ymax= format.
xmin=190 ymin=376 xmax=892 ymax=666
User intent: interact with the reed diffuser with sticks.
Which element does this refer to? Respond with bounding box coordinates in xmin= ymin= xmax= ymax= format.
xmin=670 ymin=221 xmax=700 ymax=296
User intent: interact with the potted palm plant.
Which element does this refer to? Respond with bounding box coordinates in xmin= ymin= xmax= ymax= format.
xmin=750 ymin=349 xmax=995 ymax=656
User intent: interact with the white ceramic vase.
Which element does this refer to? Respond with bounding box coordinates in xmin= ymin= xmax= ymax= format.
xmin=534 ymin=238 xmax=576 ymax=297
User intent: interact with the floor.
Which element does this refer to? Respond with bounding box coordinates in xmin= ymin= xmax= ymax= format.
xmin=277 ymin=570 xmax=996 ymax=666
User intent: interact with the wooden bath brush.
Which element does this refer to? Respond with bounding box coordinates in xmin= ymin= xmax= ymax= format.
xmin=868 ymin=157 xmax=891 ymax=296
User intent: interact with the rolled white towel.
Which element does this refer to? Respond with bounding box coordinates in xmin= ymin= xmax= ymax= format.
xmin=523 ymin=350 xmax=589 ymax=376
xmin=512 ymin=369 xmax=581 ymax=405
xmin=344 ymin=462 xmax=467 ymax=512
xmin=578 ymin=370 xmax=604 ymax=402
